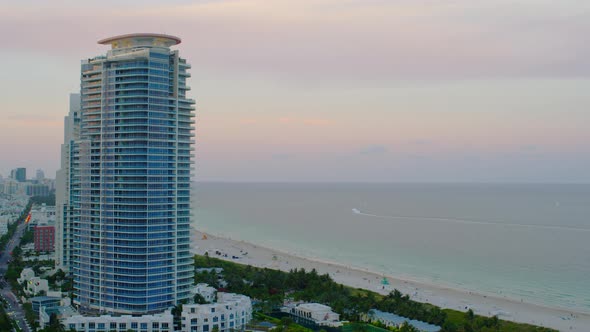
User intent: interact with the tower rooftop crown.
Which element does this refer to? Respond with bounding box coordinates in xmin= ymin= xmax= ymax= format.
xmin=98 ymin=33 xmax=181 ymax=49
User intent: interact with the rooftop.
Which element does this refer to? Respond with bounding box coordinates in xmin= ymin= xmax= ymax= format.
xmin=370 ymin=309 xmax=441 ymax=332
xmin=31 ymin=296 xmax=60 ymax=302
xmin=97 ymin=33 xmax=181 ymax=49
xmin=298 ymin=303 xmax=333 ymax=311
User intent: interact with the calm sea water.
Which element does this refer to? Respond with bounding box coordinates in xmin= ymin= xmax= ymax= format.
xmin=192 ymin=182 xmax=590 ymax=313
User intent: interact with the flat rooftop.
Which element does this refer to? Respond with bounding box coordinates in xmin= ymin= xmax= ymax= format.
xmin=98 ymin=33 xmax=181 ymax=49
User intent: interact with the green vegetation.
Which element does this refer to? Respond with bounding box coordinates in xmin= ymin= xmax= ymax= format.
xmin=343 ymin=322 xmax=395 ymax=332
xmin=194 ymin=293 xmax=208 ymax=304
xmin=3 ymin=201 xmax=33 ymax=295
xmin=3 ymin=203 xmax=55 ymax=296
xmin=252 ymin=312 xmax=314 ymax=332
xmin=1 ymin=198 xmax=62 ymax=332
xmin=59 ymin=277 xmax=74 ymax=294
xmin=23 ymin=302 xmax=39 ymax=330
xmin=0 ymin=305 xmax=16 ymax=332
xmin=345 ymin=322 xmax=420 ymax=332
xmin=4 ymin=253 xmax=58 ymax=329
xmin=194 ymin=255 xmax=556 ymax=332
xmin=20 ymin=228 xmax=34 ymax=246
xmin=36 ymin=312 xmax=67 ymax=332
xmin=0 ymin=219 xmax=20 ymax=250
xmin=0 ymin=200 xmax=32 ymax=249
xmin=46 ymin=269 xmax=68 ymax=292
xmin=172 ymin=302 xmax=189 ymax=331
xmin=5 ymin=250 xmax=54 ymax=297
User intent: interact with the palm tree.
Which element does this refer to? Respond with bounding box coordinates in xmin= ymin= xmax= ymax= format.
xmin=49 ymin=313 xmax=66 ymax=331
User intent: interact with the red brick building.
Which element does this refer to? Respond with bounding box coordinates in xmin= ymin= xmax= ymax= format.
xmin=34 ymin=225 xmax=55 ymax=252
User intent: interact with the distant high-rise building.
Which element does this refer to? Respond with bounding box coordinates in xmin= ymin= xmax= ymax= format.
xmin=36 ymin=169 xmax=45 ymax=181
xmin=3 ymin=179 xmax=19 ymax=195
xmin=55 ymin=93 xmax=80 ymax=273
xmin=12 ymin=168 xmax=26 ymax=182
xmin=26 ymin=183 xmax=50 ymax=196
xmin=57 ymin=33 xmax=195 ymax=315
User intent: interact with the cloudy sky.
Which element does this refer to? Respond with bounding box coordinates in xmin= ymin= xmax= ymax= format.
xmin=1 ymin=0 xmax=589 ymax=182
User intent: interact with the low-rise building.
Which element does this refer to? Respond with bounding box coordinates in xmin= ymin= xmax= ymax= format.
xmin=30 ymin=204 xmax=56 ymax=226
xmin=61 ymin=310 xmax=174 ymax=332
xmin=34 ymin=224 xmax=55 ymax=252
xmin=181 ymin=292 xmax=252 ymax=332
xmin=17 ymin=268 xmax=36 ymax=284
xmin=192 ymin=283 xmax=217 ymax=303
xmin=25 ymin=277 xmax=49 ymax=296
xmin=18 ymin=267 xmax=50 ymax=295
xmin=31 ymin=296 xmax=61 ymax=314
xmin=23 ymin=253 xmax=55 ymax=261
xmin=195 ymin=267 xmax=224 ymax=274
xmin=366 ymin=309 xmax=441 ymax=332
xmin=54 ymin=288 xmax=251 ymax=332
xmin=283 ymin=303 xmax=342 ymax=327
xmin=40 ymin=305 xmax=77 ymax=329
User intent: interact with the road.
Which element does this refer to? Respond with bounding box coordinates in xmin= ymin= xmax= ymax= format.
xmin=0 ymin=220 xmax=32 ymax=332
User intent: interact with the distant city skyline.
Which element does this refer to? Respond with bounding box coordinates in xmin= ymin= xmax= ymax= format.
xmin=0 ymin=168 xmax=45 ymax=180
xmin=1 ymin=0 xmax=590 ymax=182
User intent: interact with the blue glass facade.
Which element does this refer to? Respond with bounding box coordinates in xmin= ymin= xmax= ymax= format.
xmin=73 ymin=35 xmax=194 ymax=315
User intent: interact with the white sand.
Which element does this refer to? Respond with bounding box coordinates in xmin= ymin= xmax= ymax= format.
xmin=191 ymin=231 xmax=589 ymax=332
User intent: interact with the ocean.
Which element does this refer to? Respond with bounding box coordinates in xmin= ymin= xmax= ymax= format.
xmin=192 ymin=182 xmax=590 ymax=314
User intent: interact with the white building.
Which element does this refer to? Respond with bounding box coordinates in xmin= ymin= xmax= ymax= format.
xmin=192 ymin=283 xmax=217 ymax=303
xmin=366 ymin=309 xmax=441 ymax=332
xmin=39 ymin=304 xmax=77 ymax=329
xmin=25 ymin=278 xmax=49 ymax=296
xmin=285 ymin=303 xmax=342 ymax=327
xmin=0 ymin=216 xmax=9 ymax=235
xmin=17 ymin=268 xmax=36 ymax=284
xmin=17 ymin=268 xmax=50 ymax=296
xmin=181 ymin=293 xmax=252 ymax=332
xmin=36 ymin=169 xmax=45 ymax=181
xmin=61 ymin=33 xmax=195 ymax=314
xmin=62 ymin=311 xmax=174 ymax=332
xmin=57 ymin=292 xmax=251 ymax=332
xmin=30 ymin=204 xmax=56 ymax=226
xmin=0 ymin=194 xmax=28 ymax=215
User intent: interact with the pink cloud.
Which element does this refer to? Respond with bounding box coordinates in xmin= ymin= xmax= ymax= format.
xmin=302 ymin=118 xmax=332 ymax=126
xmin=278 ymin=117 xmax=332 ymax=126
xmin=1 ymin=1 xmax=589 ymax=79
xmin=240 ymin=118 xmax=258 ymax=124
xmin=278 ymin=117 xmax=294 ymax=124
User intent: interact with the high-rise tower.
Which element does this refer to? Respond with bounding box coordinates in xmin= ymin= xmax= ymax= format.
xmin=56 ymin=93 xmax=81 ymax=273
xmin=13 ymin=168 xmax=26 ymax=182
xmin=64 ymin=33 xmax=195 ymax=315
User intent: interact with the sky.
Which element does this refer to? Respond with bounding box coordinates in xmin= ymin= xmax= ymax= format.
xmin=0 ymin=0 xmax=589 ymax=182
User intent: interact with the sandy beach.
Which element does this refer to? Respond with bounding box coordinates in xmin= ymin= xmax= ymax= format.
xmin=191 ymin=231 xmax=589 ymax=332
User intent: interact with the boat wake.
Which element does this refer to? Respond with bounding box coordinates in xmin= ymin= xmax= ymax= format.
xmin=351 ymin=208 xmax=590 ymax=232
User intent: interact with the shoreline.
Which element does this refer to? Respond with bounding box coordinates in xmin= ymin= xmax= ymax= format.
xmin=191 ymin=230 xmax=589 ymax=332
